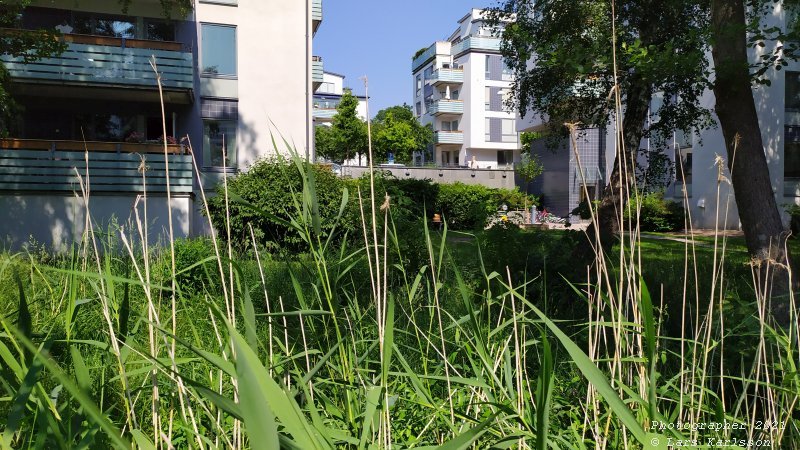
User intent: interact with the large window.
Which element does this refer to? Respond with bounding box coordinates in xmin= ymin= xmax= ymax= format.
xmin=72 ymin=12 xmax=135 ymax=38
xmin=201 ymin=24 xmax=237 ymax=77
xmin=501 ymin=119 xmax=516 ymax=142
xmin=416 ymin=75 xmax=422 ymax=97
xmin=485 ymin=87 xmax=491 ymax=111
xmin=786 ymin=71 xmax=800 ymax=111
xmin=441 ymin=120 xmax=458 ymax=131
xmin=75 ymin=114 xmax=136 ymax=142
xmin=497 ymin=150 xmax=514 ymax=166
xmin=204 ymin=120 xmax=237 ymax=168
xmin=674 ymin=130 xmax=692 ymax=184
xmin=146 ymin=19 xmax=176 ymax=41
xmin=502 ymin=64 xmax=514 ymax=81
xmin=485 ymin=118 xmax=491 ymax=141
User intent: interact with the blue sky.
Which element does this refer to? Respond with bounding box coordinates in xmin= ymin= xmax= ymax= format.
xmin=314 ymin=0 xmax=493 ymax=116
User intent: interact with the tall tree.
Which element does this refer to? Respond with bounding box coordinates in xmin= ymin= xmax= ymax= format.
xmin=316 ymin=89 xmax=368 ymax=164
xmin=711 ymin=0 xmax=793 ymax=318
xmin=372 ymin=104 xmax=433 ymax=163
xmin=489 ymin=0 xmax=711 ymax=252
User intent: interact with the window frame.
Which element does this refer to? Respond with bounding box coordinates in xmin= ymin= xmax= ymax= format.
xmin=501 ymin=119 xmax=516 ymax=143
xmin=203 ymin=119 xmax=238 ymax=169
xmin=201 ymin=23 xmax=238 ymax=78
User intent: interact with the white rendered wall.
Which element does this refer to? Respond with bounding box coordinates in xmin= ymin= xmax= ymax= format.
xmin=194 ymin=0 xmax=311 ymax=167
xmin=0 ymin=194 xmax=191 ymax=251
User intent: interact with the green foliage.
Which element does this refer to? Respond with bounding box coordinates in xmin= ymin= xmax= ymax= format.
xmin=316 ymin=89 xmax=368 ymax=164
xmin=0 ymin=1 xmax=67 ymax=136
xmin=624 ymin=191 xmax=685 ymax=232
xmin=412 ymin=46 xmax=428 ymax=60
xmin=372 ymin=104 xmax=433 ymax=163
xmin=118 ymin=0 xmax=193 ymax=18
xmin=0 ymin=164 xmax=798 ymax=448
xmin=515 ymin=151 xmax=544 ymax=184
xmin=784 ymin=203 xmax=800 ymax=238
xmin=435 ymin=182 xmax=536 ymax=230
xmin=637 ymin=149 xmax=676 ymax=194
xmin=487 ymin=0 xmax=713 ymax=144
xmin=570 ymin=199 xmax=598 ymax=220
xmin=206 ymin=158 xmax=354 ymax=252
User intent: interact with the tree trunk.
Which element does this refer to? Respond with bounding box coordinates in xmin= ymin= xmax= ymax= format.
xmin=711 ymin=0 xmax=792 ymax=323
xmin=581 ymin=73 xmax=652 ymax=254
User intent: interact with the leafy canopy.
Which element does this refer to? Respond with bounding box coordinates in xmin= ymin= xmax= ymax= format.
xmin=487 ymin=0 xmax=713 ymax=143
xmin=315 ymin=89 xmax=368 ymax=164
xmin=372 ymin=104 xmax=433 ymax=163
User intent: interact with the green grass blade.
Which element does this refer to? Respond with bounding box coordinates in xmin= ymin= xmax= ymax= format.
xmin=2 ymin=349 xmax=44 ymax=445
xmin=228 ymin=324 xmax=325 ymax=449
xmin=515 ymin=290 xmax=649 ymax=444
xmin=9 ymin=326 xmax=130 ymax=450
xmin=535 ymin=328 xmax=553 ymax=450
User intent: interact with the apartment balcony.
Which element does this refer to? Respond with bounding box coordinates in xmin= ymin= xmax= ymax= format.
xmin=451 ymin=36 xmax=501 ymax=57
xmin=434 ymin=131 xmax=464 ymax=145
xmin=0 ymin=32 xmax=193 ymax=102
xmin=313 ymin=108 xmax=337 ymax=122
xmin=0 ymin=138 xmax=192 ymax=194
xmin=428 ymin=99 xmax=463 ymax=116
xmin=312 ymin=0 xmax=323 ymax=34
xmin=429 ymin=68 xmax=464 ymax=87
xmin=312 ymin=56 xmax=324 ymax=91
xmin=412 ymin=43 xmax=437 ymax=73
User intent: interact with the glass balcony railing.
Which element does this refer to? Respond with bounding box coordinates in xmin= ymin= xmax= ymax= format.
xmin=312 ymin=0 xmax=323 ymax=33
xmin=428 ymin=99 xmax=463 ymax=116
xmin=312 ymin=56 xmax=324 ymax=87
xmin=412 ymin=43 xmax=437 ymax=72
xmin=313 ymin=108 xmax=337 ymax=121
xmin=429 ymin=68 xmax=464 ymax=86
xmin=434 ymin=131 xmax=464 ymax=145
xmin=451 ymin=36 xmax=501 ymax=56
xmin=0 ymin=33 xmax=193 ymax=91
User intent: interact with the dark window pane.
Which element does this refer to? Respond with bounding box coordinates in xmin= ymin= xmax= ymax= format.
xmin=146 ymin=20 xmax=176 ymax=41
xmin=786 ymin=141 xmax=800 ymax=178
xmin=787 ymin=72 xmax=800 ymax=111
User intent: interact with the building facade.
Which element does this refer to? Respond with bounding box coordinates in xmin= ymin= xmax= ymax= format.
xmin=0 ymin=0 xmax=322 ymax=248
xmin=411 ymin=9 xmax=520 ymax=170
xmin=313 ymin=71 xmax=368 ymax=125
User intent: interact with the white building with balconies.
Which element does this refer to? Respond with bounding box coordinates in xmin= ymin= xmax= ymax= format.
xmin=313 ymin=71 xmax=368 ymax=125
xmin=412 ymin=9 xmax=519 ymax=170
xmin=0 ymin=0 xmax=323 ymax=248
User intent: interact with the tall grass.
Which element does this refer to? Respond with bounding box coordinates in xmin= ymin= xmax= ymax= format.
xmin=0 ymin=131 xmax=797 ymax=448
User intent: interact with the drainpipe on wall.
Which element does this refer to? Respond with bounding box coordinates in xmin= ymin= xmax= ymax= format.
xmin=305 ymin=0 xmax=313 ymax=161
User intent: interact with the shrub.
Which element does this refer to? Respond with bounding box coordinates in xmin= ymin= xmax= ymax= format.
xmin=435 ymin=182 xmax=536 ymax=230
xmin=157 ymin=237 xmax=219 ymax=294
xmin=206 ymin=158 xmax=354 ymax=252
xmin=624 ymin=192 xmax=685 ymax=232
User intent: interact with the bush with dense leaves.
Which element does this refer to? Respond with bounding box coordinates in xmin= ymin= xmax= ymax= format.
xmin=206 ymin=158 xmax=355 ymax=252
xmin=624 ymin=192 xmax=685 ymax=232
xmin=435 ymin=182 xmax=536 ymax=230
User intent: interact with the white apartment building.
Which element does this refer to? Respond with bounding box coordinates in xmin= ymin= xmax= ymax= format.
xmin=313 ymin=71 xmax=368 ymax=125
xmin=0 ymin=0 xmax=322 ymax=248
xmin=412 ymin=9 xmax=519 ymax=170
